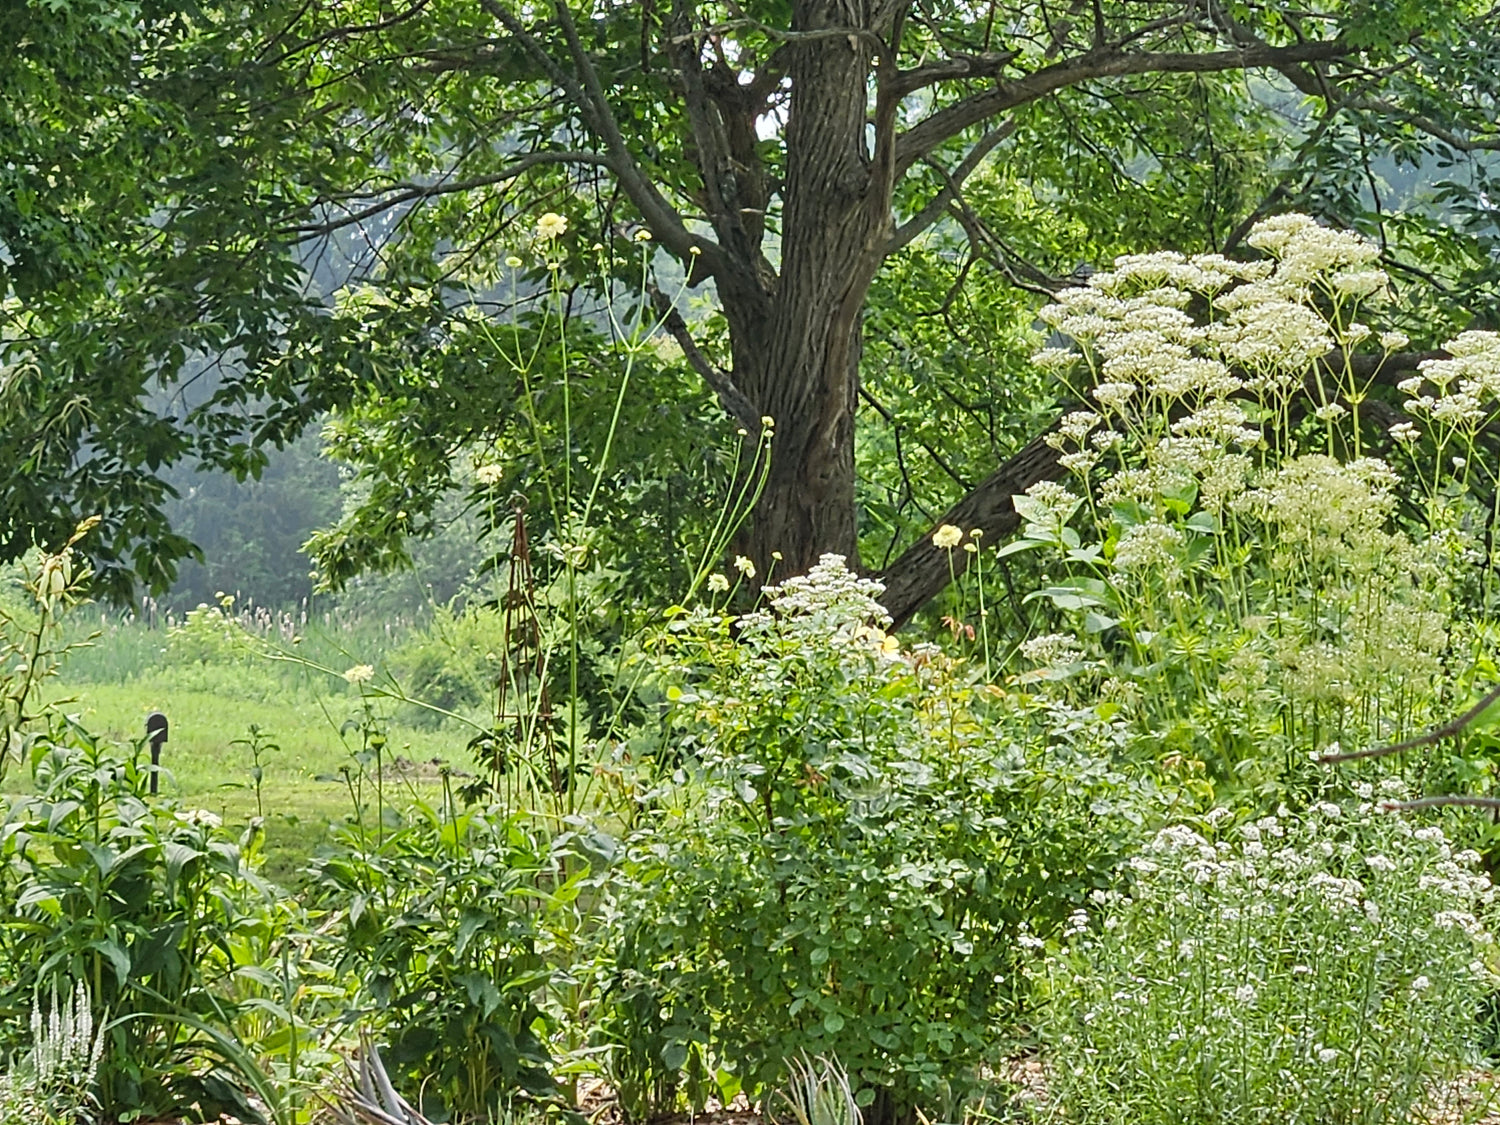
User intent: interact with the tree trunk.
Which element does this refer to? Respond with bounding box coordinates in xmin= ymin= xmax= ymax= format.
xmin=730 ymin=0 xmax=894 ymax=580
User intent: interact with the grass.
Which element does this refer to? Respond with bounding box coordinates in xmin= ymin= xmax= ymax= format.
xmin=36 ymin=677 xmax=460 ymax=883
xmin=6 ymin=601 xmax=485 ymax=885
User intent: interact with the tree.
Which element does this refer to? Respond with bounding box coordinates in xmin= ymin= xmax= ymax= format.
xmin=3 ymin=0 xmax=1498 ymax=618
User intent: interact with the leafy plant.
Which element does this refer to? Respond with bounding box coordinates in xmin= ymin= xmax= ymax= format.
xmin=604 ymin=556 xmax=1147 ymax=1124
xmin=228 ymin=724 xmax=282 ymax=822
xmin=0 ymin=719 xmax=306 ymax=1122
xmin=778 ymin=1053 xmax=862 ymax=1125
xmin=1 ymin=519 xmax=99 ymax=785
xmin=1043 ymin=796 xmax=1498 ymax=1125
xmin=1008 ymin=215 xmax=1499 ymax=790
xmin=308 ymin=796 xmax=577 ymax=1122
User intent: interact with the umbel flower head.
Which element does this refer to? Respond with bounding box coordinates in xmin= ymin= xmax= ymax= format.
xmin=343 ymin=663 xmax=375 ymax=684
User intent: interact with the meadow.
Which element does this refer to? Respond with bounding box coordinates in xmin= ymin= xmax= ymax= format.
xmin=32 ymin=601 xmax=473 ymax=883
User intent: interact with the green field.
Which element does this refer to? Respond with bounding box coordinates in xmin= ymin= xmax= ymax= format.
xmin=11 ymin=605 xmax=483 ymax=884
xmin=39 ymin=678 xmax=455 ymax=882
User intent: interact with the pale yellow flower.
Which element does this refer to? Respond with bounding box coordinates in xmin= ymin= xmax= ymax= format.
xmin=504 ymin=255 xmax=523 ymax=268
xmin=474 ymin=464 xmax=504 ymax=485
xmin=708 ymin=573 xmax=730 ymax=593
xmin=535 ymin=212 xmax=568 ymax=242
xmin=733 ymin=555 xmax=756 ymax=578
xmin=343 ymin=664 xmax=375 ymax=684
xmin=932 ymin=524 xmax=964 ymax=550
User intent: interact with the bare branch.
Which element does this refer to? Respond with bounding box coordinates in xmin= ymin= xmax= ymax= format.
xmin=474 ymin=0 xmax=726 ymax=273
xmin=889 ymin=49 xmax=1020 ymax=97
xmin=858 ymin=386 xmax=973 ymax=491
xmin=887 ymin=122 xmax=1015 ymax=253
xmin=262 ymin=0 xmax=431 ymax=67
xmin=879 ymin=346 xmax=1452 ymax=629
xmin=669 ymin=18 xmax=885 ymax=52
xmin=949 ymin=203 xmax=1069 ymax=296
xmin=670 ymin=0 xmax=759 ymax=261
xmin=879 ymin=424 xmax=1065 ymax=629
xmin=1320 ymin=683 xmax=1500 ymax=763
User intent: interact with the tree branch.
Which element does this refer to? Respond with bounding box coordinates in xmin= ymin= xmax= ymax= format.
xmin=858 ymin=386 xmax=972 ymax=492
xmin=670 ymin=0 xmax=758 ymax=261
xmin=895 ymin=39 xmax=1351 ymax=173
xmin=290 ymin=153 xmax=613 ymax=234
xmin=879 ymin=423 xmax=1064 ymax=629
xmin=668 ymin=18 xmax=885 ymax=52
xmin=1320 ymin=683 xmax=1500 ymax=763
xmin=647 ymin=286 xmax=761 ymax=431
xmin=949 ymin=202 xmax=1069 ymax=296
xmin=889 ymin=49 xmax=1020 ymax=97
xmin=887 ymin=121 xmax=1015 ymax=253
xmin=474 ymin=0 xmax=727 ymax=274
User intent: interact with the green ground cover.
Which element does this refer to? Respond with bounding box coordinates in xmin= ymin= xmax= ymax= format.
xmin=35 ymin=678 xmax=453 ymax=884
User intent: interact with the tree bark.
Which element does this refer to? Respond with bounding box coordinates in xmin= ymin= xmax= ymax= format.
xmin=877 ymin=426 xmax=1065 ymax=629
xmin=730 ymin=0 xmax=896 ymax=578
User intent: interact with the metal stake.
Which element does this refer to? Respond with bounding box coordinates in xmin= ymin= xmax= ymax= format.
xmin=145 ymin=711 xmax=168 ymax=796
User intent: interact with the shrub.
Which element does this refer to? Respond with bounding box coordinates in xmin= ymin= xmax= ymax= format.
xmin=1010 ymin=215 xmax=1500 ymax=783
xmin=1043 ymin=795 xmax=1497 ymax=1125
xmin=603 ymin=556 xmax=1147 ymax=1124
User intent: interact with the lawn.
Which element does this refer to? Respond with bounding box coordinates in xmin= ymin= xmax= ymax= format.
xmin=32 ymin=674 xmax=459 ymax=883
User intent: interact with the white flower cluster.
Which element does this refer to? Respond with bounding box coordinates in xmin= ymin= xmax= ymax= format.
xmin=1 ymin=982 xmax=104 ymax=1123
xmin=1235 ymin=454 xmax=1399 ymax=548
xmin=1021 ymin=479 xmax=1082 ymax=523
xmin=1399 ymin=330 xmax=1500 ymax=434
xmin=1244 ymin=212 xmax=1385 ymax=291
xmin=1031 ymin=215 xmax=1398 ymax=502
xmin=1051 ymin=799 xmax=1498 ymax=1120
xmin=737 ymin=554 xmax=891 ymax=641
xmin=1019 ymin=632 xmax=1085 ymax=669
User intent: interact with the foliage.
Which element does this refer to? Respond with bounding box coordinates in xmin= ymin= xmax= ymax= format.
xmin=0 ymin=720 xmax=311 ymax=1122
xmin=6 ymin=0 xmax=1500 ymax=620
xmin=603 ymin=557 xmax=1148 ymax=1122
xmin=160 ymin=425 xmax=342 ymax=611
xmin=1043 ymin=799 xmax=1499 ymax=1125
xmin=307 ymin=796 xmax=578 ymax=1122
xmin=1002 ymin=215 xmax=1500 ymax=788
xmin=0 ymin=981 xmax=104 ymax=1125
xmin=1 ymin=521 xmax=99 ymax=785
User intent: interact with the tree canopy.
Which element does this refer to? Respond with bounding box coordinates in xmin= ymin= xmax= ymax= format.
xmin=3 ymin=0 xmax=1498 ymax=616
